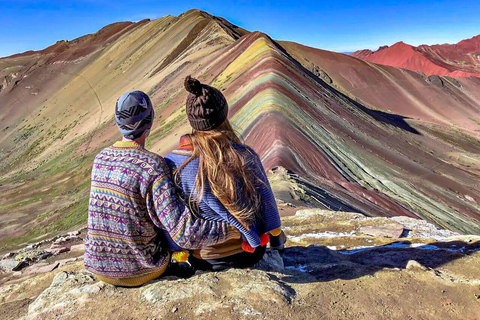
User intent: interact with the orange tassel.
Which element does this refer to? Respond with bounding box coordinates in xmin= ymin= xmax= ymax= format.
xmin=242 ymin=241 xmax=255 ymax=253
xmin=260 ymin=233 xmax=270 ymax=246
xmin=242 ymin=234 xmax=270 ymax=253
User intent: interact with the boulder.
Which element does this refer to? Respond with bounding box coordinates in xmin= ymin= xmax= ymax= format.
xmin=359 ymin=223 xmax=405 ymax=238
xmin=140 ymin=268 xmax=294 ymax=314
xmin=15 ymin=249 xmax=49 ymax=262
xmin=49 ymin=246 xmax=70 ymax=256
xmin=70 ymin=244 xmax=85 ymax=251
xmin=2 ymin=252 xmax=14 ymax=260
xmin=406 ymin=260 xmax=428 ymax=271
xmin=254 ymin=249 xmax=285 ymax=272
xmin=0 ymin=259 xmax=28 ymax=271
xmin=27 ymin=270 xmax=111 ymax=318
xmin=58 ymin=257 xmax=77 ymax=267
xmin=26 ymin=262 xmax=60 ymax=274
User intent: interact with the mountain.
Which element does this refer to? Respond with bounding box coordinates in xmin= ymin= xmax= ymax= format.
xmin=1 ymin=9 xmax=480 ymax=254
xmin=351 ymin=36 xmax=480 ymax=77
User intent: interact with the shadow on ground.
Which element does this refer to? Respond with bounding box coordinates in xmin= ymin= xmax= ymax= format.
xmin=280 ymin=240 xmax=480 ymax=283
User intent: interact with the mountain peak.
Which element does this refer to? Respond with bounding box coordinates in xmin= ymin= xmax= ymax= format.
xmin=351 ymin=35 xmax=480 ymax=77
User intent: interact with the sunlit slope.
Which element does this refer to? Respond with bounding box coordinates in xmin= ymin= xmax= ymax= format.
xmin=280 ymin=41 xmax=480 ymax=133
xmin=0 ymin=10 xmax=245 ymax=251
xmin=351 ymin=35 xmax=480 ymax=78
xmin=212 ymin=32 xmax=480 ymax=234
xmin=0 ymin=10 xmax=479 ymax=253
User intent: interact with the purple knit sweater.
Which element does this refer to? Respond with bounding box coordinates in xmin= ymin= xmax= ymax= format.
xmin=84 ymin=141 xmax=228 ymax=278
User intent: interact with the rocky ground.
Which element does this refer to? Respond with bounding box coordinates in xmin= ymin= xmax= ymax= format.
xmin=1 ymin=209 xmax=479 ymax=320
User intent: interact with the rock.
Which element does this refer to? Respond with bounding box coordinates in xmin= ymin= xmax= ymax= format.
xmin=0 ymin=259 xmax=28 ymax=271
xmin=140 ymin=268 xmax=293 ymax=313
xmin=1 ymin=259 xmax=27 ymax=271
xmin=255 ymin=249 xmax=285 ymax=272
xmin=171 ymin=307 xmax=178 ymax=313
xmin=49 ymin=246 xmax=70 ymax=256
xmin=465 ymin=195 xmax=476 ymax=203
xmin=26 ymin=262 xmax=59 ymax=274
xmin=25 ymin=243 xmax=39 ymax=251
xmin=39 ymin=252 xmax=53 ymax=260
xmin=2 ymin=252 xmax=14 ymax=259
xmin=15 ymin=249 xmax=49 ymax=262
xmin=58 ymin=257 xmax=77 ymax=267
xmin=406 ymin=260 xmax=427 ymax=271
xmin=53 ymin=235 xmax=81 ymax=247
xmin=28 ymin=270 xmax=112 ymax=318
xmin=311 ymin=65 xmax=333 ymax=84
xmin=359 ymin=223 xmax=405 ymax=238
xmin=391 ymin=216 xmax=461 ymax=240
xmin=12 ymin=260 xmax=29 ymax=271
xmin=70 ymin=243 xmax=85 ymax=251
xmin=426 ymin=75 xmax=444 ymax=87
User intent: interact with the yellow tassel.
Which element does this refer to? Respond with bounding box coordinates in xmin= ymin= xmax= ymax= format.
xmin=269 ymin=227 xmax=282 ymax=237
xmin=172 ymin=250 xmax=189 ymax=263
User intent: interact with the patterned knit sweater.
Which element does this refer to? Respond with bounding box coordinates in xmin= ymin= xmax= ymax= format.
xmin=164 ymin=137 xmax=281 ymax=251
xmin=84 ymin=141 xmax=229 ymax=280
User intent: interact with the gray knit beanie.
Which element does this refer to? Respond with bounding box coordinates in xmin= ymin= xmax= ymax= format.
xmin=115 ymin=90 xmax=154 ymax=139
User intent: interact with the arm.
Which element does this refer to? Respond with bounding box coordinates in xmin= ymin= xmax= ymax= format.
xmin=247 ymin=148 xmax=282 ymax=234
xmin=146 ymin=160 xmax=229 ymax=250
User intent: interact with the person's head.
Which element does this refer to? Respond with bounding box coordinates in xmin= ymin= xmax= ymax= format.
xmin=115 ymin=90 xmax=154 ymax=142
xmin=178 ymin=76 xmax=261 ymax=230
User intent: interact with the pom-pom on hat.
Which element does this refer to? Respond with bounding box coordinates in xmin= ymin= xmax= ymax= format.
xmin=184 ymin=75 xmax=228 ymax=131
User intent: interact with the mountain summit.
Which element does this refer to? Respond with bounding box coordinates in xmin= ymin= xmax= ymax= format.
xmin=351 ymin=35 xmax=480 ymax=77
xmin=0 ymin=10 xmax=479 ymax=254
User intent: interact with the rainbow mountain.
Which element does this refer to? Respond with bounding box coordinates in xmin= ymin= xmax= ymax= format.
xmin=1 ymin=9 xmax=480 ymax=252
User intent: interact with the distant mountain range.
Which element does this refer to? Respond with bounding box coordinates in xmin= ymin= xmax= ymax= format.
xmin=351 ymin=36 xmax=480 ymax=77
xmin=1 ymin=10 xmax=480 ymax=253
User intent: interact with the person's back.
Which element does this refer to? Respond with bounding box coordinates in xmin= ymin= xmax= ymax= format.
xmin=85 ymin=90 xmax=229 ymax=285
xmin=164 ymin=76 xmax=284 ymax=270
xmin=166 ymin=137 xmax=282 ymax=266
xmin=85 ymin=141 xmax=171 ymax=285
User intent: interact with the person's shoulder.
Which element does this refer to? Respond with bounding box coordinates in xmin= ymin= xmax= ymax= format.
xmin=165 ymin=150 xmax=193 ymax=166
xmin=141 ymin=149 xmax=169 ymax=168
xmin=233 ymin=143 xmax=259 ymax=159
xmin=140 ymin=148 xmax=164 ymax=163
xmin=93 ymin=145 xmax=115 ymax=160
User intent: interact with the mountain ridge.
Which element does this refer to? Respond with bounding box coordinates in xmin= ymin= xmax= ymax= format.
xmin=0 ymin=9 xmax=479 ymax=255
xmin=351 ymin=35 xmax=480 ymax=77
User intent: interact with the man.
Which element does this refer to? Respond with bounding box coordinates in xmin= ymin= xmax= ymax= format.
xmin=84 ymin=90 xmax=229 ymax=286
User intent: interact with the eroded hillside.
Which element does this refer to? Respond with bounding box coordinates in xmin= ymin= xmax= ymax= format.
xmin=1 ymin=9 xmax=480 ymax=254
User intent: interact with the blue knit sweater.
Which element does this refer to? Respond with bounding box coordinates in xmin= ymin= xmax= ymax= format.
xmin=164 ymin=143 xmax=281 ymax=251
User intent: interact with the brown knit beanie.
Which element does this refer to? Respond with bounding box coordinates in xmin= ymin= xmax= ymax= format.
xmin=184 ymin=75 xmax=228 ymax=131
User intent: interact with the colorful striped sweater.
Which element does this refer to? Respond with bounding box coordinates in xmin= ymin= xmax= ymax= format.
xmin=84 ymin=141 xmax=229 ymax=281
xmin=164 ymin=137 xmax=281 ymax=252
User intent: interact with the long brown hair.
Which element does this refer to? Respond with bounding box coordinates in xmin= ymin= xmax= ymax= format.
xmin=174 ymin=120 xmax=261 ymax=230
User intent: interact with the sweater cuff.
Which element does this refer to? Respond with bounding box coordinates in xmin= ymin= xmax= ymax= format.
xmin=268 ymin=227 xmax=282 ymax=237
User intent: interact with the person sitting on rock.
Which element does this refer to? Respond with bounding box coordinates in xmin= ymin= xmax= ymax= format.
xmin=84 ymin=90 xmax=230 ymax=286
xmin=164 ymin=76 xmax=286 ymax=271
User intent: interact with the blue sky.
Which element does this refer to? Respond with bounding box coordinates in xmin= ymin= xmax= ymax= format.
xmin=1 ymin=0 xmax=479 ymax=58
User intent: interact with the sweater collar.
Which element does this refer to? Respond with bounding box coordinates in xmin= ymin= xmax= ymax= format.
xmin=179 ymin=135 xmax=193 ymax=151
xmin=113 ymin=141 xmax=144 ymax=149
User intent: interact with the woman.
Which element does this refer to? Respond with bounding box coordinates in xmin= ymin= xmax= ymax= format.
xmin=164 ymin=76 xmax=285 ymax=271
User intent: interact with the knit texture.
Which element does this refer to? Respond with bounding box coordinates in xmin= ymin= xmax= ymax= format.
xmin=164 ymin=141 xmax=281 ymax=250
xmin=184 ymin=76 xmax=228 ymax=131
xmin=85 ymin=141 xmax=229 ymax=279
xmin=115 ymin=91 xmax=154 ymax=139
